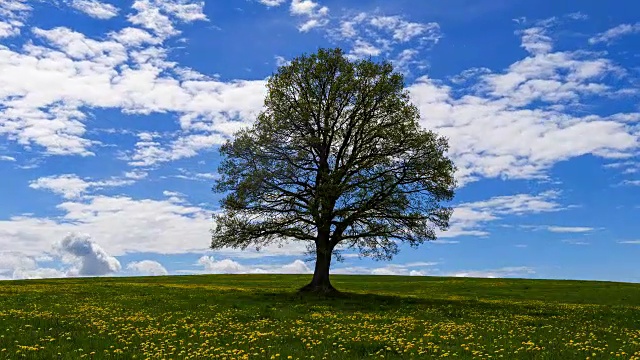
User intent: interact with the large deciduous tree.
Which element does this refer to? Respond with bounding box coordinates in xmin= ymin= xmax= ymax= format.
xmin=211 ymin=48 xmax=456 ymax=293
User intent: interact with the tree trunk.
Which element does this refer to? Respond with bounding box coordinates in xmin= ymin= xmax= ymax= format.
xmin=299 ymin=242 xmax=336 ymax=294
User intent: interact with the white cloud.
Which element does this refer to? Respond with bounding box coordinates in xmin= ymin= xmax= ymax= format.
xmin=68 ymin=0 xmax=119 ymax=19
xmin=350 ymin=39 xmax=381 ymax=58
xmin=0 ymin=0 xmax=31 ymax=38
xmin=517 ymin=18 xmax=555 ymax=55
xmin=331 ymin=12 xmax=440 ymax=69
xmin=124 ymin=170 xmax=148 ymax=180
xmin=408 ymin=47 xmax=638 ymax=184
xmin=589 ymin=22 xmax=640 ymax=44
xmin=258 ymin=0 xmax=287 ymax=7
xmin=562 ymin=239 xmax=589 ymax=246
xmin=618 ymin=240 xmax=640 ymax=245
xmin=547 ymin=226 xmax=594 ymax=233
xmin=274 ymin=55 xmax=290 ymax=67
xmin=13 ymin=267 xmax=66 ymax=280
xmin=450 ymin=266 xmax=535 ymax=279
xmin=126 ymin=260 xmax=168 ymax=275
xmin=56 ymin=233 xmax=121 ymax=276
xmin=332 ymin=262 xmax=438 ymax=276
xmin=0 ymin=192 xmax=321 ymax=260
xmin=0 ymin=17 xmax=266 ymax=163
xmin=566 ymin=12 xmax=589 ymax=21
xmin=29 ymin=174 xmax=134 ymax=199
xmin=0 ymin=155 xmax=16 ymax=161
xmin=196 ymin=256 xmax=311 ymax=274
xmin=440 ymin=191 xmax=565 ymax=238
xmin=290 ymin=0 xmax=329 ymax=32
xmin=29 ymin=174 xmax=91 ymax=199
xmin=0 ymin=195 xmax=212 ymax=257
xmin=127 ymin=0 xmax=207 ymax=40
xmin=369 ymin=15 xmax=440 ymax=43
xmin=0 ymin=252 xmax=37 ymax=274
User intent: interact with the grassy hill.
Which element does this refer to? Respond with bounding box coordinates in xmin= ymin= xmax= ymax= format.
xmin=0 ymin=275 xmax=639 ymax=359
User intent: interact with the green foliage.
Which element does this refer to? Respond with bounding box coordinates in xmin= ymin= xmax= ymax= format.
xmin=212 ymin=48 xmax=456 ymax=263
xmin=0 ymin=275 xmax=639 ymax=359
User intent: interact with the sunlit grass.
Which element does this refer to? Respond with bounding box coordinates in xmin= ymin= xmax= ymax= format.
xmin=0 ymin=274 xmax=639 ymax=359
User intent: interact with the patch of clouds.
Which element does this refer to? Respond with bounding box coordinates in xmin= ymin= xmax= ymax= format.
xmin=618 ymin=240 xmax=640 ymax=245
xmin=0 ymin=0 xmax=31 ymax=38
xmin=196 ymin=256 xmax=311 ymax=274
xmin=546 ymin=226 xmax=594 ymax=233
xmin=0 ymin=195 xmax=213 ymax=257
xmin=449 ymin=266 xmax=535 ymax=279
xmin=449 ymin=67 xmax=492 ymax=84
xmin=441 ymin=191 xmax=566 ymax=238
xmin=330 ymin=262 xmax=534 ymax=279
xmin=29 ymin=174 xmax=134 ymax=199
xmin=68 ymin=0 xmax=119 ymax=19
xmin=589 ymin=22 xmax=640 ymax=44
xmin=56 ymin=233 xmax=121 ymax=276
xmin=289 ymin=0 xmax=329 ymax=32
xmin=258 ymin=0 xmax=287 ymax=7
xmin=13 ymin=267 xmax=66 ymax=280
xmin=0 ymin=155 xmax=16 ymax=161
xmin=369 ymin=15 xmax=441 ymax=43
xmin=126 ymin=260 xmax=168 ymax=275
xmin=0 ymin=0 xmax=263 ymax=163
xmin=274 ymin=55 xmax=290 ymax=67
xmin=408 ymin=41 xmax=638 ymax=184
xmin=517 ymin=18 xmax=555 ymax=55
xmin=127 ymin=0 xmax=207 ymax=40
xmin=328 ymin=11 xmax=440 ymax=71
xmin=0 ymin=233 xmax=121 ymax=280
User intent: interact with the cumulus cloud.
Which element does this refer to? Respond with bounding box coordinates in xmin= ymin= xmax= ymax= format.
xmin=289 ymin=0 xmax=329 ymax=32
xmin=0 ymin=0 xmax=250 ymax=162
xmin=29 ymin=174 xmax=134 ymax=199
xmin=68 ymin=0 xmax=119 ymax=19
xmin=0 ymin=234 xmax=121 ymax=280
xmin=56 ymin=233 xmax=121 ymax=276
xmin=562 ymin=239 xmax=589 ymax=246
xmin=0 ymin=0 xmax=31 ymax=38
xmin=197 ymin=256 xmax=311 ymax=274
xmin=126 ymin=260 xmax=168 ymax=275
xmin=0 ymin=252 xmax=37 ymax=275
xmin=409 ymin=47 xmax=637 ymax=184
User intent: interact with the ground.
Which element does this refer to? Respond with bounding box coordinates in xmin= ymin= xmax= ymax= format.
xmin=0 ymin=275 xmax=639 ymax=359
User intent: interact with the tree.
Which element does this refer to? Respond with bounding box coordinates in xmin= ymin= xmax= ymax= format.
xmin=211 ymin=48 xmax=456 ymax=294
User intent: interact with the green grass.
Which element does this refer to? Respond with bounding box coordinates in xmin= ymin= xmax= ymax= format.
xmin=0 ymin=275 xmax=639 ymax=359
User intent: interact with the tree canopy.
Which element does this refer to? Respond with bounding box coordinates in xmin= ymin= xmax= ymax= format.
xmin=211 ymin=48 xmax=456 ymax=293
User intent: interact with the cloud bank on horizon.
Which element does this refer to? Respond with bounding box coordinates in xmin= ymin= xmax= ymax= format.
xmin=0 ymin=0 xmax=638 ymax=282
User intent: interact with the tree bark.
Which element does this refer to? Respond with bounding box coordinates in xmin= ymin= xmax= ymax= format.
xmin=299 ymin=236 xmax=336 ymax=294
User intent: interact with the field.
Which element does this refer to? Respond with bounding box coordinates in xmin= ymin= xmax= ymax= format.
xmin=0 ymin=275 xmax=639 ymax=359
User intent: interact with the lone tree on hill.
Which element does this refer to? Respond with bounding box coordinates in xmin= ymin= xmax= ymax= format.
xmin=211 ymin=48 xmax=456 ymax=294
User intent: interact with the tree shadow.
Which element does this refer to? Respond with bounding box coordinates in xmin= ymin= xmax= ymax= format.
xmin=240 ymin=289 xmax=512 ymax=314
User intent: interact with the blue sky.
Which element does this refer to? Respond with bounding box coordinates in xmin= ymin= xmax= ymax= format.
xmin=0 ymin=0 xmax=639 ymax=282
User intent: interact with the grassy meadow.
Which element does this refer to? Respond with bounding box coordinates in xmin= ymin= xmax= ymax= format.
xmin=0 ymin=274 xmax=639 ymax=359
